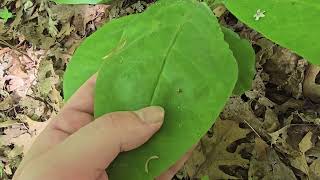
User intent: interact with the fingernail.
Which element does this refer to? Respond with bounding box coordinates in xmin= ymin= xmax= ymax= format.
xmin=134 ymin=106 xmax=165 ymax=124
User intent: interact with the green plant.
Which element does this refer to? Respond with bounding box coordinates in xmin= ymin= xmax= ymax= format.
xmin=201 ymin=175 xmax=210 ymax=180
xmin=224 ymin=0 xmax=320 ymax=65
xmin=0 ymin=7 xmax=13 ymax=23
xmin=61 ymin=0 xmax=320 ymax=179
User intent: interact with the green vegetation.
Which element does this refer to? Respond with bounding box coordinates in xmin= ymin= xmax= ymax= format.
xmin=0 ymin=7 xmax=13 ymax=23
xmin=61 ymin=0 xmax=320 ymax=179
xmin=224 ymin=0 xmax=320 ymax=65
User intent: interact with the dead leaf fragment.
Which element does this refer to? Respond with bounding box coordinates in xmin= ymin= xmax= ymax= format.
xmin=185 ymin=119 xmax=251 ymax=179
xmin=304 ymin=64 xmax=320 ymax=103
xmin=310 ymin=159 xmax=320 ymax=178
xmin=249 ymin=138 xmax=296 ymax=180
xmin=299 ymin=131 xmax=313 ymax=154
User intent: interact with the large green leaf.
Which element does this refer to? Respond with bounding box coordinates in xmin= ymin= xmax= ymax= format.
xmin=64 ymin=0 xmax=238 ymax=179
xmin=222 ymin=27 xmax=255 ymax=95
xmin=63 ymin=14 xmax=136 ymax=100
xmin=224 ymin=0 xmax=320 ymax=65
xmin=95 ymin=1 xmax=237 ymax=179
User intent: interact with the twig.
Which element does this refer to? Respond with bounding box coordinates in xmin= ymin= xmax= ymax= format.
xmin=242 ymin=119 xmax=262 ymax=138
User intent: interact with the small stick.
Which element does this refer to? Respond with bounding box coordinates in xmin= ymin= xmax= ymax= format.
xmin=243 ymin=119 xmax=261 ymax=138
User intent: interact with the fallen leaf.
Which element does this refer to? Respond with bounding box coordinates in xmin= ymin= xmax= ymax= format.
xmin=3 ymin=164 xmax=12 ymax=176
xmin=15 ymin=115 xmax=48 ymax=153
xmin=213 ymin=5 xmax=226 ymax=17
xmin=184 ymin=143 xmax=206 ymax=177
xmin=263 ymin=108 xmax=280 ymax=132
xmin=0 ymin=48 xmax=44 ymax=97
xmin=0 ymin=119 xmax=20 ymax=128
xmin=299 ymin=131 xmax=313 ymax=154
xmin=310 ymin=159 xmax=320 ymax=179
xmin=7 ymin=145 xmax=23 ymax=159
xmin=0 ymin=124 xmax=27 ymax=146
xmin=269 ymin=126 xmax=300 ymax=156
xmin=289 ymin=154 xmax=309 ymax=176
xmin=248 ymin=138 xmax=296 ymax=179
xmin=186 ymin=119 xmax=251 ymax=179
xmin=0 ymin=115 xmax=48 ymax=154
xmin=0 ymin=90 xmax=13 ymax=111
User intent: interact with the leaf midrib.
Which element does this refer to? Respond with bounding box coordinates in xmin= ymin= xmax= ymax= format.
xmin=149 ymin=24 xmax=184 ymax=104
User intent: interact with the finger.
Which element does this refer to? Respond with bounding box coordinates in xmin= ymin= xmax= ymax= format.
xmin=50 ymin=74 xmax=97 ymax=136
xmin=15 ymin=75 xmax=97 ymax=177
xmin=97 ymin=172 xmax=108 ymax=180
xmin=25 ymin=106 xmax=165 ymax=180
xmin=156 ymin=148 xmax=194 ymax=180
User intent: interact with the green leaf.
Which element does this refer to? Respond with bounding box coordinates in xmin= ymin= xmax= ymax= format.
xmin=52 ymin=0 xmax=111 ymax=4
xmin=0 ymin=7 xmax=13 ymax=22
xmin=224 ymin=0 xmax=320 ymax=65
xmin=96 ymin=1 xmax=238 ymax=179
xmin=200 ymin=0 xmax=224 ymax=8
xmin=63 ymin=15 xmax=135 ymax=100
xmin=222 ymin=27 xmax=255 ymax=95
xmin=201 ymin=175 xmax=210 ymax=180
xmin=64 ymin=0 xmax=238 ymax=179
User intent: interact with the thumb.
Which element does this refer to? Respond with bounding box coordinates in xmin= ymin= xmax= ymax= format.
xmin=28 ymin=106 xmax=164 ymax=180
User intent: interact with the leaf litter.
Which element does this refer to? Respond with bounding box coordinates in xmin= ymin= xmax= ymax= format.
xmin=182 ymin=10 xmax=320 ymax=180
xmin=0 ymin=0 xmax=320 ymax=179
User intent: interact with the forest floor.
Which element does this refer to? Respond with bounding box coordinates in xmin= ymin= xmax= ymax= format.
xmin=0 ymin=0 xmax=320 ymax=179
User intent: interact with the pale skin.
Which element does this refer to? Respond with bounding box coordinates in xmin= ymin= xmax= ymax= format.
xmin=13 ymin=75 xmax=192 ymax=180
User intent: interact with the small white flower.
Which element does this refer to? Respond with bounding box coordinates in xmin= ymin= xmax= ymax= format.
xmin=254 ymin=9 xmax=266 ymax=21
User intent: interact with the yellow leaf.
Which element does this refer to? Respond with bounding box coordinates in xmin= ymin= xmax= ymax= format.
xmin=299 ymin=131 xmax=313 ymax=154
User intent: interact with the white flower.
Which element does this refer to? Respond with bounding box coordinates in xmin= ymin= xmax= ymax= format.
xmin=254 ymin=9 xmax=266 ymax=21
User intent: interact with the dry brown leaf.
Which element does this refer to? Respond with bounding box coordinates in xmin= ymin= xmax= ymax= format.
xmin=213 ymin=5 xmax=226 ymax=17
xmin=0 ymin=48 xmax=44 ymax=97
xmin=184 ymin=143 xmax=206 ymax=177
xmin=0 ymin=120 xmax=21 ymax=128
xmin=19 ymin=96 xmax=46 ymax=120
xmin=263 ymin=108 xmax=280 ymax=132
xmin=299 ymin=131 xmax=313 ymax=154
xmin=0 ymin=90 xmax=13 ymax=111
xmin=7 ymin=145 xmax=23 ymax=159
xmin=269 ymin=126 xmax=300 ymax=156
xmin=0 ymin=124 xmax=27 ymax=146
xmin=309 ymin=159 xmax=320 ymax=178
xmin=284 ymin=132 xmax=314 ymax=178
xmin=254 ymin=138 xmax=268 ymax=160
xmin=303 ymin=64 xmax=320 ymax=103
xmin=289 ymin=154 xmax=309 ymax=176
xmin=0 ymin=115 xmax=48 ymax=154
xmin=249 ymin=138 xmax=296 ymax=180
xmin=185 ymin=119 xmax=251 ymax=179
xmin=4 ymin=164 xmax=12 ymax=176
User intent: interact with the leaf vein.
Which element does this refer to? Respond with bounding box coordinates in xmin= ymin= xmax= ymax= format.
xmin=150 ymin=24 xmax=184 ymax=104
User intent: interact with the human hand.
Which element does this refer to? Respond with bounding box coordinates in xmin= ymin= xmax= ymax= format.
xmin=13 ymin=75 xmax=192 ymax=180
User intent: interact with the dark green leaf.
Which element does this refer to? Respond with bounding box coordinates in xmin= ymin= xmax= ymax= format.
xmin=201 ymin=175 xmax=210 ymax=180
xmin=64 ymin=0 xmax=238 ymax=179
xmin=222 ymin=27 xmax=255 ymax=95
